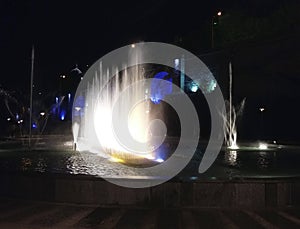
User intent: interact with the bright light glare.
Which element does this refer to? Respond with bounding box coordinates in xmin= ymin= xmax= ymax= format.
xmin=109 ymin=156 xmax=125 ymax=163
xmin=155 ymin=158 xmax=164 ymax=163
xmin=144 ymin=154 xmax=155 ymax=160
xmin=217 ymin=11 xmax=222 ymax=16
xmin=128 ymin=103 xmax=149 ymax=143
xmin=190 ymin=82 xmax=199 ymax=92
xmin=94 ymin=100 xmax=150 ymax=155
xmin=228 ymin=144 xmax=239 ymax=150
xmin=258 ymin=142 xmax=268 ymax=150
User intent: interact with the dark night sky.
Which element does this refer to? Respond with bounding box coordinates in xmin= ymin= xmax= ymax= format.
xmin=1 ymin=0 xmax=294 ymax=92
xmin=0 ymin=0 xmax=300 ymax=140
xmin=0 ymin=0 xmax=214 ymax=91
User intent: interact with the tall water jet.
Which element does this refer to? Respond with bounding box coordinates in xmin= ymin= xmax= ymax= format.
xmin=222 ymin=99 xmax=245 ymax=149
xmin=221 ymin=62 xmax=246 ymax=149
xmin=73 ymin=44 xmax=159 ymax=163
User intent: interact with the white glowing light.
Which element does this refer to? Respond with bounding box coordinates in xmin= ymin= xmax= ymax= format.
xmin=155 ymin=158 xmax=164 ymax=163
xmin=189 ymin=82 xmax=199 ymax=92
xmin=174 ymin=58 xmax=179 ymax=68
xmin=258 ymin=142 xmax=268 ymax=150
xmin=128 ymin=102 xmax=149 ymax=143
xmin=64 ymin=141 xmax=74 ymax=147
xmin=131 ymin=44 xmax=135 ymax=48
xmin=144 ymin=154 xmax=155 ymax=160
xmin=94 ymin=99 xmax=150 ymax=155
xmin=228 ymin=144 xmax=239 ymax=150
xmin=40 ymin=112 xmax=45 ymax=116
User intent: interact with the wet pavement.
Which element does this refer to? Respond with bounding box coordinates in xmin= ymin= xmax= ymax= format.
xmin=0 ymin=198 xmax=299 ymax=228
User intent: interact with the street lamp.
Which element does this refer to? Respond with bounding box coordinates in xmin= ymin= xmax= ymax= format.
xmin=259 ymin=107 xmax=265 ymax=139
xmin=211 ymin=11 xmax=222 ymax=49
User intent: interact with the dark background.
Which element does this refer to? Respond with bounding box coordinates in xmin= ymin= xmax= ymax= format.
xmin=0 ymin=0 xmax=299 ymax=141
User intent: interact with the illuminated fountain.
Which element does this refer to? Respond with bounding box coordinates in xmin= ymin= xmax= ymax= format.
xmin=222 ymin=63 xmax=275 ymax=151
xmin=93 ymin=66 xmax=153 ymax=162
xmin=72 ymin=47 xmax=164 ymax=165
xmin=221 ymin=99 xmax=246 ymax=150
xmin=221 ymin=100 xmax=279 ymax=151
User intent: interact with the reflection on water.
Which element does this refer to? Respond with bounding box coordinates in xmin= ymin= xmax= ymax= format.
xmin=21 ymin=158 xmax=32 ymax=171
xmin=66 ymin=153 xmax=147 ymax=178
xmin=224 ymin=150 xmax=238 ymax=166
xmin=257 ymin=151 xmax=270 ymax=169
xmin=223 ymin=150 xmax=279 ymax=170
xmin=0 ymin=140 xmax=300 ymax=180
xmin=35 ymin=157 xmax=47 ymax=173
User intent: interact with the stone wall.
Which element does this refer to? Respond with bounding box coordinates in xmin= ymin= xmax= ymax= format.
xmin=1 ymin=173 xmax=299 ymax=208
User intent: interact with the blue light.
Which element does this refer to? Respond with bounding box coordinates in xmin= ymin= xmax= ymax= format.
xmin=32 ymin=123 xmax=37 ymax=128
xmin=16 ymin=114 xmax=19 ymax=120
xmin=150 ymin=71 xmax=172 ymax=104
xmin=55 ymin=97 xmax=58 ymax=103
xmin=68 ymin=93 xmax=71 ymax=102
xmin=60 ymin=110 xmax=66 ymax=120
xmin=51 ymin=105 xmax=56 ymax=114
xmin=189 ymin=82 xmax=199 ymax=92
xmin=73 ymin=96 xmax=85 ymax=117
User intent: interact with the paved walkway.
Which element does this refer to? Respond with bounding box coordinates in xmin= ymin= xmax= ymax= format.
xmin=0 ymin=199 xmax=299 ymax=228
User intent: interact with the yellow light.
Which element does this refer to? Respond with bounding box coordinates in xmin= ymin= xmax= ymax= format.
xmin=109 ymin=156 xmax=125 ymax=163
xmin=143 ymin=154 xmax=155 ymax=160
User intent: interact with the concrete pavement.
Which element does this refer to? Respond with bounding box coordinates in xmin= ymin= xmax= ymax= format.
xmin=0 ymin=198 xmax=299 ymax=228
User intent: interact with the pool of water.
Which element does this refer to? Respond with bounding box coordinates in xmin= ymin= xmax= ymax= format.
xmin=0 ymin=137 xmax=299 ymax=181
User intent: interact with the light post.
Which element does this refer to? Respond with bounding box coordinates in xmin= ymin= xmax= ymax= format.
xmin=29 ymin=45 xmax=34 ymax=149
xmin=211 ymin=11 xmax=222 ymax=49
xmin=259 ymin=107 xmax=265 ymax=139
xmin=57 ymin=65 xmax=83 ymax=121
